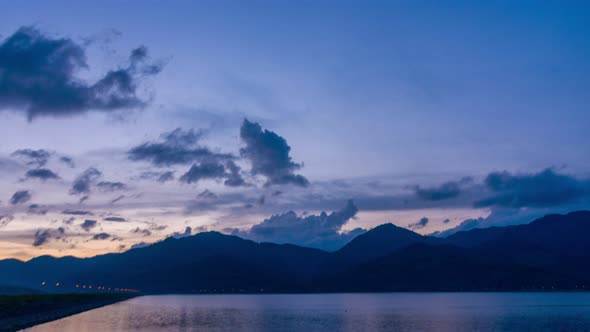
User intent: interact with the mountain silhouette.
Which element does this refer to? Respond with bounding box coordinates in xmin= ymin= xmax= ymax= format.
xmin=1 ymin=211 xmax=589 ymax=293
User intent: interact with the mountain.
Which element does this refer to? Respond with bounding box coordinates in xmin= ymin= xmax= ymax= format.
xmin=0 ymin=211 xmax=589 ymax=293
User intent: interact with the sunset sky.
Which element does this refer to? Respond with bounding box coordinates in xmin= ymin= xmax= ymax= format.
xmin=0 ymin=1 xmax=589 ymax=260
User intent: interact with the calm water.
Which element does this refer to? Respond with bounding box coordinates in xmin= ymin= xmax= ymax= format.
xmin=25 ymin=293 xmax=590 ymax=331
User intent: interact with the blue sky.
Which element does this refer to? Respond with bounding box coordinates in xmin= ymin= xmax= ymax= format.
xmin=0 ymin=1 xmax=589 ymax=259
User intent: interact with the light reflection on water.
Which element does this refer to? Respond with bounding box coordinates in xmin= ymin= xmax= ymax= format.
xmin=24 ymin=293 xmax=590 ymax=331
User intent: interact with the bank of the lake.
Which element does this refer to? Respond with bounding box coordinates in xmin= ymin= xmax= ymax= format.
xmin=0 ymin=293 xmax=137 ymax=332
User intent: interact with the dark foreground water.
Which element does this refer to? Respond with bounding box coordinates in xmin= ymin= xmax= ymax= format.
xmin=24 ymin=293 xmax=590 ymax=331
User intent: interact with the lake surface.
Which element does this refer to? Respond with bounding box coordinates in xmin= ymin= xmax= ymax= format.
xmin=24 ymin=293 xmax=590 ymax=331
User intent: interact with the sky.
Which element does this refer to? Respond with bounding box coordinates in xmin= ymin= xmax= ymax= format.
xmin=0 ymin=1 xmax=589 ymax=260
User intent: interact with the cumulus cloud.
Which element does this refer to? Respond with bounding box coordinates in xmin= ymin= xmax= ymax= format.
xmin=70 ymin=167 xmax=101 ymax=195
xmin=232 ymin=200 xmax=363 ymax=251
xmin=179 ymin=162 xmax=226 ymax=184
xmin=128 ymin=128 xmax=232 ymax=166
xmin=414 ymin=177 xmax=472 ymax=201
xmin=475 ymin=168 xmax=589 ymax=208
xmin=239 ymin=119 xmax=309 ymax=187
xmin=80 ymin=219 xmax=97 ymax=232
xmin=33 ymin=227 xmax=65 ymax=247
xmin=0 ymin=27 xmax=162 ymax=120
xmin=11 ymin=149 xmax=51 ymax=167
xmin=24 ymin=168 xmax=60 ymax=181
xmin=92 ymin=232 xmax=111 ymax=240
xmin=408 ymin=217 xmax=429 ymax=230
xmin=10 ymin=190 xmax=31 ymax=205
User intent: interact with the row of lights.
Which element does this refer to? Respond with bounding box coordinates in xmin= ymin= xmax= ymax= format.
xmin=41 ymin=281 xmax=139 ymax=293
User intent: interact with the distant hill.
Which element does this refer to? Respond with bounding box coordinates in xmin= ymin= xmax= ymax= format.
xmin=1 ymin=211 xmax=589 ymax=293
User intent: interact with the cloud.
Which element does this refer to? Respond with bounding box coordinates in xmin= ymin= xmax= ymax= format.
xmin=233 ymin=200 xmax=363 ymax=251
xmin=110 ymin=195 xmax=126 ymax=204
xmin=408 ymin=217 xmax=429 ymax=230
xmin=96 ymin=181 xmax=127 ymax=192
xmin=27 ymin=204 xmax=48 ymax=215
xmin=414 ymin=177 xmax=472 ymax=201
xmin=80 ymin=219 xmax=97 ymax=232
xmin=70 ymin=167 xmax=101 ymax=195
xmin=171 ymin=226 xmax=192 ymax=239
xmin=239 ymin=119 xmax=309 ymax=187
xmin=131 ymin=227 xmax=152 ymax=237
xmin=33 ymin=227 xmax=65 ymax=247
xmin=0 ymin=215 xmax=14 ymax=228
xmin=103 ymin=216 xmax=126 ymax=222
xmin=63 ymin=209 xmax=93 ymax=215
xmin=11 ymin=149 xmax=51 ymax=167
xmin=92 ymin=232 xmax=111 ymax=240
xmin=138 ymin=170 xmax=175 ymax=182
xmin=130 ymin=241 xmax=151 ymax=250
xmin=128 ymin=128 xmax=233 ymax=166
xmin=24 ymin=168 xmax=60 ymax=181
xmin=198 ymin=189 xmax=217 ymax=199
xmin=0 ymin=27 xmax=162 ymax=120
xmin=179 ymin=162 xmax=226 ymax=184
xmin=223 ymin=161 xmax=247 ymax=187
xmin=59 ymin=156 xmax=75 ymax=168
xmin=10 ymin=190 xmax=31 ymax=205
xmin=475 ymin=168 xmax=589 ymax=208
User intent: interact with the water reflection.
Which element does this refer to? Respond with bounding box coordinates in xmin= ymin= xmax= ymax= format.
xmin=24 ymin=293 xmax=590 ymax=332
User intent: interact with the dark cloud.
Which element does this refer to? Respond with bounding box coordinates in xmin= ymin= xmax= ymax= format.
xmin=128 ymin=128 xmax=233 ymax=166
xmin=70 ymin=167 xmax=101 ymax=195
xmin=0 ymin=27 xmax=162 ymax=120
xmin=33 ymin=227 xmax=65 ymax=247
xmin=223 ymin=161 xmax=248 ymax=187
xmin=10 ymin=190 xmax=31 ymax=205
xmin=104 ymin=216 xmax=126 ymax=222
xmin=59 ymin=156 xmax=75 ymax=168
xmin=408 ymin=217 xmax=429 ymax=230
xmin=80 ymin=219 xmax=97 ymax=232
xmin=233 ymin=200 xmax=363 ymax=251
xmin=239 ymin=119 xmax=309 ymax=187
xmin=443 ymin=218 xmax=451 ymax=224
xmin=96 ymin=181 xmax=127 ymax=192
xmin=63 ymin=209 xmax=93 ymax=215
xmin=92 ymin=232 xmax=111 ymax=240
xmin=475 ymin=168 xmax=589 ymax=208
xmin=414 ymin=177 xmax=472 ymax=201
xmin=11 ymin=149 xmax=51 ymax=167
xmin=24 ymin=168 xmax=60 ymax=181
xmin=179 ymin=162 xmax=226 ymax=184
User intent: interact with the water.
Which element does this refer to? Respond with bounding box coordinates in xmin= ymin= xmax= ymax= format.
xmin=24 ymin=293 xmax=590 ymax=331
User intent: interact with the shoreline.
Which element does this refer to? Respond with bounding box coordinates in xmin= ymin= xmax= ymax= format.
xmin=0 ymin=293 xmax=138 ymax=332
